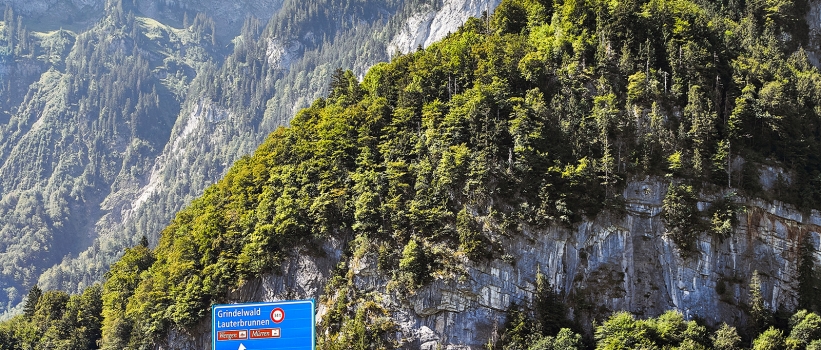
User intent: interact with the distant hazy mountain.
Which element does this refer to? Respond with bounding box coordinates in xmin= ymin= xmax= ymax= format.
xmin=0 ymin=0 xmax=500 ymax=317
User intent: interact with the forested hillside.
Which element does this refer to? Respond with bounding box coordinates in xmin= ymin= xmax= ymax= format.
xmin=0 ymin=0 xmax=820 ymax=347
xmin=0 ymin=0 xmax=496 ymax=317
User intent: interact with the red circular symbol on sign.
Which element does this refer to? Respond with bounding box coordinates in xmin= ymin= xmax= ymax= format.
xmin=271 ymin=308 xmax=285 ymax=323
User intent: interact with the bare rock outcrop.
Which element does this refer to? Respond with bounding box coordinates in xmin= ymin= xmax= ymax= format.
xmin=162 ymin=178 xmax=821 ymax=349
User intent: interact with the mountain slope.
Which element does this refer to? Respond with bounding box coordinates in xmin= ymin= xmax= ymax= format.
xmin=1 ymin=0 xmax=821 ymax=348
xmin=0 ymin=0 xmax=502 ymax=317
xmin=58 ymin=0 xmax=821 ymax=347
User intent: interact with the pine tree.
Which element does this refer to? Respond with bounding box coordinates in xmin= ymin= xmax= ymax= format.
xmin=499 ymin=302 xmax=534 ymax=350
xmin=534 ymin=267 xmax=568 ymax=336
xmin=798 ymin=234 xmax=818 ymax=312
xmin=399 ymin=238 xmax=428 ymax=286
xmin=328 ymin=67 xmax=347 ymax=98
xmin=750 ymin=270 xmax=773 ymax=336
xmin=685 ymin=85 xmax=717 ymax=177
xmin=23 ymin=285 xmax=42 ymax=318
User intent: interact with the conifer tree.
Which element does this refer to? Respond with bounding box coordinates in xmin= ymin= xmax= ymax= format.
xmin=399 ymin=238 xmax=428 ymax=286
xmin=23 ymin=285 xmax=41 ymax=318
xmin=750 ymin=270 xmax=773 ymax=336
xmin=534 ymin=267 xmax=568 ymax=336
xmin=798 ymin=234 xmax=818 ymax=312
xmin=499 ymin=302 xmax=534 ymax=350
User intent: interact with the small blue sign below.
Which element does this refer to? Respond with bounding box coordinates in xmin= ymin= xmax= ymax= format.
xmin=212 ymin=299 xmax=315 ymax=350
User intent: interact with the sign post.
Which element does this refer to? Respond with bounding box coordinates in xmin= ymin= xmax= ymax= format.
xmin=212 ymin=299 xmax=315 ymax=350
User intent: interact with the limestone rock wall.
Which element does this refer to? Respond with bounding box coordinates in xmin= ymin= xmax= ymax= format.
xmin=163 ymin=178 xmax=821 ymax=349
xmin=371 ymin=179 xmax=820 ymax=348
xmin=388 ymin=0 xmax=502 ymax=57
xmin=156 ymin=239 xmax=345 ymax=350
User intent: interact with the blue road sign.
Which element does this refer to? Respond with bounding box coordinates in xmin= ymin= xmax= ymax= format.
xmin=212 ymin=299 xmax=315 ymax=350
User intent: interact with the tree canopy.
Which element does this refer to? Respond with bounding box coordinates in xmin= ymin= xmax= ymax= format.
xmin=1 ymin=0 xmax=820 ymax=346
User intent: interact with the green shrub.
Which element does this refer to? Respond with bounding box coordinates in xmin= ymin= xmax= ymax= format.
xmin=662 ymin=183 xmax=702 ymax=253
xmin=709 ymin=192 xmax=740 ymax=240
xmin=399 ymin=238 xmax=430 ymax=287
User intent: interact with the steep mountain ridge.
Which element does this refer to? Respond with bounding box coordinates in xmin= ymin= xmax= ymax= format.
xmin=389 ymin=0 xmax=502 ymax=56
xmin=0 ymin=0 xmax=502 ymax=317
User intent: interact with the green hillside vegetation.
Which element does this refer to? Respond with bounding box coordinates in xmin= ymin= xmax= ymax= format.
xmin=496 ymin=304 xmax=821 ymax=349
xmin=111 ymin=0 xmax=821 ymax=343
xmin=0 ymin=0 xmax=446 ymax=316
xmin=0 ymin=1 xmax=220 ymax=314
xmin=1 ymin=0 xmax=820 ymax=346
xmin=4 ymin=274 xmax=821 ymax=349
xmin=29 ymin=0 xmax=443 ymax=315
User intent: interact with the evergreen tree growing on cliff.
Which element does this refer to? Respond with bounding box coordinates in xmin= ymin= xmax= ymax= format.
xmin=750 ymin=270 xmax=773 ymax=336
xmin=399 ymin=238 xmax=429 ymax=286
xmin=498 ymin=302 xmax=536 ymax=350
xmin=798 ymin=234 xmax=819 ymax=312
xmin=534 ymin=267 xmax=569 ymax=336
xmin=662 ymin=183 xmax=701 ymax=253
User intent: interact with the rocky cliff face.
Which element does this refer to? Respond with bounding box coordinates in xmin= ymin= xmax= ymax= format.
xmin=157 ymin=238 xmax=346 ymax=350
xmin=161 ymin=178 xmax=821 ymax=349
xmin=806 ymin=0 xmax=821 ymax=66
xmin=388 ymin=0 xmax=503 ymax=56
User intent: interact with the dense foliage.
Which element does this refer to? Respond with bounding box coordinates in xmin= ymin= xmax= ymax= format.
xmin=0 ymin=285 xmax=102 ymax=349
xmin=1 ymin=0 xmax=820 ymax=346
xmin=82 ymin=0 xmax=821 ymax=342
xmin=494 ymin=308 xmax=821 ymax=350
xmin=0 ymin=0 xmax=453 ymax=316
xmin=590 ymin=310 xmax=821 ymax=350
xmin=489 ymin=269 xmax=820 ymax=349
